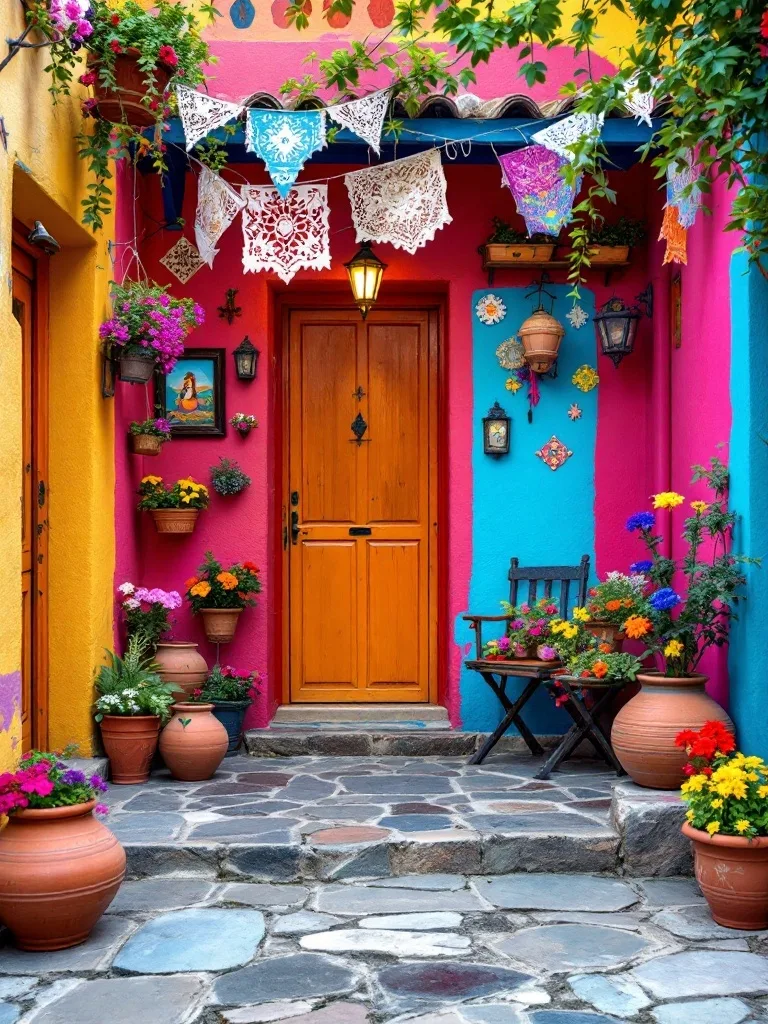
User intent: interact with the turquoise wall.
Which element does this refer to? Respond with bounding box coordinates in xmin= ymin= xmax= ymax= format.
xmin=458 ymin=284 xmax=598 ymax=733
xmin=728 ymin=251 xmax=768 ymax=759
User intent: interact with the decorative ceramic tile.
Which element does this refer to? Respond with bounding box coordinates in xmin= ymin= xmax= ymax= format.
xmin=159 ymin=236 xmax=205 ymax=283
xmin=505 ymin=377 xmax=523 ymax=394
xmin=567 ymin=403 xmax=582 ymax=421
xmin=496 ymin=336 xmax=525 ymax=369
xmin=572 ymin=364 xmax=600 ymax=393
xmin=476 ymin=294 xmax=506 ymax=325
xmin=535 ymin=435 xmax=573 ymax=471
xmin=566 ymin=304 xmax=588 ymax=329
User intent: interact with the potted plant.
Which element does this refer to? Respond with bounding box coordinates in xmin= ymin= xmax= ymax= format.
xmin=185 ymin=551 xmax=261 ymax=643
xmin=159 ymin=701 xmax=229 ymax=781
xmin=192 ymin=664 xmax=260 ymax=753
xmin=0 ymin=749 xmax=125 ymax=951
xmin=117 ymin=581 xmax=181 ymax=651
xmin=498 ymin=596 xmax=564 ymax=659
xmin=230 ymin=412 xmax=258 ymax=438
xmin=479 ymin=217 xmax=558 ymax=268
xmin=583 ymin=571 xmax=651 ymax=650
xmin=129 ymin=417 xmax=172 ymax=456
xmin=611 ymin=457 xmax=746 ymax=790
xmin=565 ymin=648 xmax=645 ymax=684
xmin=678 ymin=721 xmax=768 ymax=930
xmin=138 ymin=475 xmax=210 ymax=534
xmin=100 ymin=281 xmax=204 ymax=384
xmin=586 ymin=217 xmax=646 ymax=265
xmin=210 ymin=457 xmax=251 ymax=497
xmin=94 ymin=636 xmax=177 ymax=783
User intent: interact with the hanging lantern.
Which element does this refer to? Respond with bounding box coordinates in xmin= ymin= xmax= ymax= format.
xmin=345 ymin=241 xmax=386 ymax=320
xmin=482 ymin=401 xmax=511 ymax=456
xmin=233 ymin=335 xmax=259 ymax=380
xmin=518 ymin=307 xmax=565 ymax=374
xmin=593 ymin=286 xmax=653 ymax=367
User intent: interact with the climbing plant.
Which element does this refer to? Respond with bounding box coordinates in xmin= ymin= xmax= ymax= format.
xmin=282 ymin=0 xmax=768 ymax=293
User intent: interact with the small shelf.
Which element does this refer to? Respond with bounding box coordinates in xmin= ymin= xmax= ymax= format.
xmin=480 ymin=245 xmax=630 ymax=286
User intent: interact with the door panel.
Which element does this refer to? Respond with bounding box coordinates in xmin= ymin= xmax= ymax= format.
xmin=288 ymin=307 xmax=438 ymax=703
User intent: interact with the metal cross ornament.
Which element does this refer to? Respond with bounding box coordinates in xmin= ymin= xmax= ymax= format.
xmin=218 ymin=288 xmax=243 ymax=325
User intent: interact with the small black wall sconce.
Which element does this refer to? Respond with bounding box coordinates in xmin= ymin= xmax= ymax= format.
xmin=233 ymin=335 xmax=259 ymax=381
xmin=483 ymin=401 xmax=511 ymax=456
xmin=28 ymin=221 xmax=60 ymax=256
xmin=593 ymin=284 xmax=653 ymax=367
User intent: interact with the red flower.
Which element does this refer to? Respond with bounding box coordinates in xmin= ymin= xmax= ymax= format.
xmin=158 ymin=45 xmax=178 ymax=66
xmin=109 ymin=39 xmax=122 ymax=53
xmin=192 ymin=688 xmax=203 ymax=698
xmin=149 ymin=99 xmax=160 ymax=111
xmin=243 ymin=561 xmax=259 ymax=573
xmin=79 ymin=71 xmax=96 ymax=86
xmin=682 ymin=763 xmax=695 ymax=776
xmin=111 ymin=13 xmax=120 ymax=25
xmin=761 ymin=9 xmax=768 ymax=38
xmin=759 ymin=44 xmax=768 ymax=57
xmin=702 ymin=766 xmax=713 ymax=776
xmin=675 ymin=728 xmax=698 ymax=749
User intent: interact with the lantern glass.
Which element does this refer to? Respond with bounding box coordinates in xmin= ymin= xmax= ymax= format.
xmin=345 ymin=241 xmax=386 ymax=319
xmin=233 ymin=336 xmax=259 ymax=380
xmin=482 ymin=402 xmax=511 ymax=456
xmin=593 ymin=297 xmax=641 ymax=367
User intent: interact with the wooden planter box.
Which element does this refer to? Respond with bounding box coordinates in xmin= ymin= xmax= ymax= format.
xmin=587 ymin=245 xmax=630 ymax=265
xmin=482 ymin=243 xmax=557 ymax=267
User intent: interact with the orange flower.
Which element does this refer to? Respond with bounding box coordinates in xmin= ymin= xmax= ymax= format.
xmin=185 ymin=576 xmax=199 ymax=590
xmin=624 ymin=614 xmax=652 ymax=639
xmin=592 ymin=661 xmax=608 ymax=679
xmin=598 ymin=643 xmax=612 ymax=654
xmin=622 ymin=598 xmax=633 ymax=607
xmin=216 ymin=571 xmax=239 ymax=591
xmin=190 ymin=581 xmax=211 ymax=599
xmin=605 ymin=599 xmax=622 ymax=612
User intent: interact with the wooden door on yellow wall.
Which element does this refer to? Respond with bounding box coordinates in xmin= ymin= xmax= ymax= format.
xmin=13 ymin=237 xmax=49 ymax=750
xmin=287 ymin=307 xmax=438 ymax=703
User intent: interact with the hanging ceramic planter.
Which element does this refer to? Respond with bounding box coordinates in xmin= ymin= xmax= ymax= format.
xmin=130 ymin=433 xmax=162 ymax=456
xmin=200 ymin=608 xmax=242 ymax=644
xmin=518 ymin=307 xmax=565 ymax=374
xmin=118 ymin=352 xmax=156 ymax=384
xmin=90 ymin=49 xmax=174 ymax=128
xmin=150 ymin=509 xmax=199 ymax=535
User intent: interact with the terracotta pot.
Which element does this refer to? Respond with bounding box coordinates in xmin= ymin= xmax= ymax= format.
xmin=683 ymin=823 xmax=768 ymax=930
xmin=587 ymin=244 xmax=630 ymax=265
xmin=611 ymin=672 xmax=734 ymax=789
xmin=0 ymin=801 xmax=126 ymax=950
xmin=99 ymin=715 xmax=160 ymax=784
xmin=130 ymin=433 xmax=162 ymax=456
xmin=159 ymin=703 xmax=229 ymax=781
xmin=118 ymin=352 xmax=155 ymax=384
xmin=200 ymin=607 xmax=242 ymax=644
xmin=483 ymin=243 xmax=557 ymax=266
xmin=518 ymin=307 xmax=565 ymax=374
xmin=154 ymin=642 xmax=208 ymax=699
xmin=585 ymin=620 xmax=626 ymax=652
xmin=150 ymin=509 xmax=199 ymax=534
xmin=91 ymin=49 xmax=174 ymax=128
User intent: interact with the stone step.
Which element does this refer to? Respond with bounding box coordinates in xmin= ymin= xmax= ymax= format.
xmin=272 ymin=703 xmax=450 ymax=725
xmin=243 ymin=729 xmax=565 ymax=758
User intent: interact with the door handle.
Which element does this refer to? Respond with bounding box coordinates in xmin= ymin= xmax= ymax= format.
xmin=349 ymin=527 xmax=372 ymax=536
xmin=291 ymin=511 xmax=301 ymax=544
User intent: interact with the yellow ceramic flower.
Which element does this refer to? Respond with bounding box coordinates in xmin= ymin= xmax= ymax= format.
xmin=141 ymin=475 xmax=163 ymax=485
xmin=706 ymin=821 xmax=721 ymax=835
xmin=572 ymin=607 xmax=590 ymax=623
xmin=190 ymin=581 xmax=211 ymax=598
xmin=735 ymin=819 xmax=751 ymax=834
xmin=652 ymin=491 xmax=685 ymax=509
xmin=690 ymin=500 xmax=709 ymax=513
xmin=572 ymin=364 xmax=600 ymax=393
xmin=664 ymin=639 xmax=684 ymax=658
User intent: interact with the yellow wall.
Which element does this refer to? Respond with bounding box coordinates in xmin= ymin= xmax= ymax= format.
xmin=0 ymin=0 xmax=115 ymax=768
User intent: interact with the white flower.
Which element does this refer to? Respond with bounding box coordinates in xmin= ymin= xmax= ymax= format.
xmin=118 ymin=582 xmax=135 ymax=596
xmin=123 ymin=598 xmax=140 ymax=610
xmin=122 ymin=689 xmax=139 ymax=698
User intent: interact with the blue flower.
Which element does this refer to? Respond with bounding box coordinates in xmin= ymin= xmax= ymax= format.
xmin=630 ymin=560 xmax=653 ymax=574
xmin=650 ymin=588 xmax=682 ymax=612
xmin=626 ymin=511 xmax=656 ymax=532
xmin=61 ymin=769 xmax=86 ymax=785
xmin=88 ymin=774 xmax=109 ymax=793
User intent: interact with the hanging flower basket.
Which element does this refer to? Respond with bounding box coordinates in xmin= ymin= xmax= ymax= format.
xmin=129 ymin=418 xmax=172 ymax=456
xmin=150 ymin=509 xmax=199 ymax=534
xmin=200 ymin=608 xmax=242 ymax=644
xmin=518 ymin=308 xmax=565 ymax=374
xmin=118 ymin=352 xmax=155 ymax=384
xmin=131 ymin=434 xmax=162 ymax=456
xmin=89 ymin=49 xmax=174 ymax=128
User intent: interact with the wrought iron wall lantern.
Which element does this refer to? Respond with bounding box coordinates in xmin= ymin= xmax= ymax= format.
xmin=233 ymin=335 xmax=259 ymax=381
xmin=483 ymin=401 xmax=511 ymax=456
xmin=593 ymin=284 xmax=653 ymax=367
xmin=345 ymin=240 xmax=386 ymax=320
xmin=28 ymin=221 xmax=60 ymax=255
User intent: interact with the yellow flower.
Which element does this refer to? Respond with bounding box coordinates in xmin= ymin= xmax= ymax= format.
xmin=690 ymin=500 xmax=709 ymax=513
xmin=711 ymin=798 xmax=723 ymax=809
xmin=141 ymin=475 xmax=163 ymax=485
xmin=758 ymin=785 xmax=768 ymax=799
xmin=706 ymin=821 xmax=721 ymax=835
xmin=190 ymin=581 xmax=211 ymax=598
xmin=572 ymin=607 xmax=590 ymax=623
xmin=747 ymin=772 xmax=759 ymax=782
xmin=664 ymin=639 xmax=684 ymax=658
xmin=685 ymin=810 xmax=695 ymax=822
xmin=180 ymin=494 xmax=192 ymax=504
xmin=743 ymin=756 xmax=764 ymax=769
xmin=735 ymin=819 xmax=751 ymax=834
xmin=562 ymin=624 xmax=578 ymax=639
xmin=652 ymin=491 xmax=685 ymax=509
xmin=216 ymin=571 xmax=239 ymax=591
xmin=682 ymin=774 xmax=708 ymax=794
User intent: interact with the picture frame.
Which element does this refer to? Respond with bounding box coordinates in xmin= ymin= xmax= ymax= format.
xmin=154 ymin=348 xmax=226 ymax=437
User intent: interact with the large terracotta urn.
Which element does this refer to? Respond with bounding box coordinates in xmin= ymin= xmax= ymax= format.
xmin=99 ymin=714 xmax=160 ymax=784
xmin=611 ymin=672 xmax=734 ymax=789
xmin=0 ymin=801 xmax=126 ymax=950
xmin=159 ymin=703 xmax=229 ymax=782
xmin=683 ymin=823 xmax=768 ymax=930
xmin=200 ymin=608 xmax=242 ymax=644
xmin=154 ymin=642 xmax=208 ymax=698
xmin=518 ymin=307 xmax=565 ymax=373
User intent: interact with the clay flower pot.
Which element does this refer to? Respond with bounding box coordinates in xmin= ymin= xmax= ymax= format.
xmin=99 ymin=714 xmax=161 ymax=784
xmin=682 ymin=823 xmax=768 ymax=930
xmin=154 ymin=642 xmax=208 ymax=699
xmin=117 ymin=352 xmax=155 ymax=384
xmin=585 ymin=620 xmax=626 ymax=652
xmin=0 ymin=801 xmax=126 ymax=950
xmin=200 ymin=607 xmax=242 ymax=644
xmin=211 ymin=700 xmax=251 ymax=753
xmin=150 ymin=508 xmax=199 ymax=534
xmin=611 ymin=672 xmax=734 ymax=789
xmin=587 ymin=244 xmax=630 ymax=265
xmin=91 ymin=49 xmax=174 ymax=128
xmin=130 ymin=433 xmax=162 ymax=456
xmin=159 ymin=703 xmax=229 ymax=781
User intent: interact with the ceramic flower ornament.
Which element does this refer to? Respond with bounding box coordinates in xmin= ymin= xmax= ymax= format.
xmin=566 ymin=304 xmax=588 ymax=329
xmin=476 ymin=294 xmax=507 ymax=325
xmin=572 ymin=364 xmax=600 ymax=392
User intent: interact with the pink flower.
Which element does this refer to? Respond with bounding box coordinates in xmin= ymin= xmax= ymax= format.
xmin=94 ymin=803 xmax=109 ymax=816
xmin=19 ymin=776 xmax=54 ymax=797
xmin=79 ymin=70 xmax=96 ymax=85
xmin=529 ymin=625 xmax=543 ymax=637
xmin=158 ymin=45 xmax=178 ymax=66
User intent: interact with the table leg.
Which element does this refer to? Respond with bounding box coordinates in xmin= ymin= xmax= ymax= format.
xmin=469 ymin=676 xmax=544 ymax=764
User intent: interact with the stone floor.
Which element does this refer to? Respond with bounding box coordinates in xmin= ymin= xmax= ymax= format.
xmin=103 ymin=754 xmax=629 ymax=880
xmin=2 ymin=871 xmax=768 ymax=1024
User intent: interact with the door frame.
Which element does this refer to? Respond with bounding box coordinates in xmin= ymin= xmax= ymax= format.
xmin=275 ymin=289 xmax=448 ymax=707
xmin=12 ymin=220 xmax=50 ymax=749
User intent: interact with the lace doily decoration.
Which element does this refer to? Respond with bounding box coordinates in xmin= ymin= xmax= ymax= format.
xmin=327 ymin=90 xmax=390 ymax=155
xmin=345 ymin=149 xmax=452 ymax=255
xmin=566 ymin=305 xmax=588 ymax=330
xmin=623 ymin=74 xmax=656 ymax=127
xmin=498 ymin=145 xmax=581 ymax=237
xmin=241 ymin=184 xmax=331 ymax=284
xmin=194 ymin=166 xmax=247 ymax=268
xmin=496 ymin=337 xmax=525 ymax=368
xmin=176 ymin=85 xmax=244 ymax=152
xmin=666 ymin=148 xmax=701 ymax=229
xmin=531 ymin=113 xmax=604 ymax=161
xmin=246 ymin=109 xmax=327 ymax=197
xmin=159 ymin=236 xmax=205 ymax=283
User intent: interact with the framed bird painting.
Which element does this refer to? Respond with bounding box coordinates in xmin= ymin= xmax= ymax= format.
xmin=155 ymin=348 xmax=226 ymax=437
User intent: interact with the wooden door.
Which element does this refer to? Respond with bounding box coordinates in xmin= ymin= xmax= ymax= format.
xmin=287 ymin=307 xmax=438 ymax=703
xmin=13 ymin=236 xmax=49 ymax=750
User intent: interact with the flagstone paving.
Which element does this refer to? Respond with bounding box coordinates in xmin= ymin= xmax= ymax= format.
xmin=3 ymin=869 xmax=768 ymax=1022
